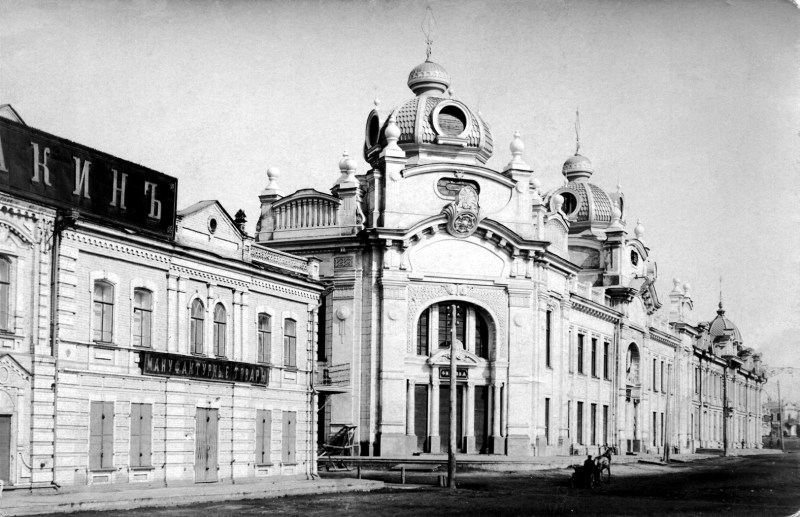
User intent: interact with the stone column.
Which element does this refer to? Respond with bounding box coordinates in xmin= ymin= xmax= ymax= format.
xmin=241 ymin=291 xmax=250 ymax=363
xmin=406 ymin=379 xmax=416 ymax=452
xmin=166 ymin=274 xmax=178 ymax=352
xmin=491 ymin=381 xmax=503 ymax=453
xmin=465 ymin=381 xmax=475 ymax=453
xmin=429 ymin=379 xmax=440 ymax=454
xmin=506 ymin=287 xmax=533 ymax=456
xmin=176 ymin=277 xmax=187 ymax=355
xmin=376 ymin=280 xmax=408 ymax=456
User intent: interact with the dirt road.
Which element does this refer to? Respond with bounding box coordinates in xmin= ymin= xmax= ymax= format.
xmin=38 ymin=453 xmax=800 ymax=516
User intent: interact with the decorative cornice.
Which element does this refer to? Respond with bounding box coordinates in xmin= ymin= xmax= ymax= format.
xmin=570 ymin=295 xmax=621 ymax=323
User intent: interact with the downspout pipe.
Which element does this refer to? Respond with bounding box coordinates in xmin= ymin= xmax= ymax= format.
xmin=49 ymin=209 xmax=78 ymax=487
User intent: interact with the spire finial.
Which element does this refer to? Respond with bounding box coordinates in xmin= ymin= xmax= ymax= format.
xmin=719 ymin=275 xmax=723 ymax=309
xmin=422 ymin=5 xmax=436 ymax=60
xmin=574 ymin=107 xmax=581 ymax=155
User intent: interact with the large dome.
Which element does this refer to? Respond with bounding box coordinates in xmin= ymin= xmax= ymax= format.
xmin=548 ymin=180 xmax=614 ymax=226
xmin=709 ymin=304 xmax=743 ymax=344
xmin=364 ymin=59 xmax=493 ymax=166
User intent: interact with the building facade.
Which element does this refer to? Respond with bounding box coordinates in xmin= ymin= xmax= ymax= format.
xmin=254 ymin=58 xmax=767 ymax=457
xmin=0 ymin=108 xmax=322 ymax=487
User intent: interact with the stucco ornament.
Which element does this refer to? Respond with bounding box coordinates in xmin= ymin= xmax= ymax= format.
xmin=335 ymin=306 xmax=352 ymax=321
xmin=442 ymin=185 xmax=481 ymax=238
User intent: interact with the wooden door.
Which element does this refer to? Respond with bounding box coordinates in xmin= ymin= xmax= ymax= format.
xmin=438 ymin=385 xmax=463 ymax=453
xmin=195 ymin=408 xmax=218 ymax=482
xmin=0 ymin=416 xmax=10 ymax=484
xmin=474 ymin=386 xmax=489 ymax=454
xmin=414 ymin=385 xmax=429 ymax=452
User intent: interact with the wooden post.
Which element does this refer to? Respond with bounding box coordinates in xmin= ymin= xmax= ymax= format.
xmin=779 ymin=380 xmax=785 ymax=452
xmin=448 ymin=303 xmax=458 ymax=489
xmin=400 ymin=466 xmax=406 ymax=484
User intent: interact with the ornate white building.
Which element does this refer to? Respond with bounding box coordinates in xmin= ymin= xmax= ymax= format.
xmin=255 ymin=58 xmax=767 ymax=457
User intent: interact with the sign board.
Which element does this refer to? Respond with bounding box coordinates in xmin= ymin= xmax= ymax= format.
xmin=439 ymin=367 xmax=468 ymax=380
xmin=140 ymin=351 xmax=269 ymax=386
xmin=0 ymin=117 xmax=177 ymax=238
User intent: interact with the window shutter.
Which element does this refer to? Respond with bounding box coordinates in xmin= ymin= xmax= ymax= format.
xmin=264 ymin=411 xmax=272 ymax=464
xmin=140 ymin=404 xmax=152 ymax=467
xmin=90 ymin=402 xmax=103 ymax=470
xmin=255 ymin=410 xmax=264 ymax=464
xmin=101 ymin=402 xmax=114 ymax=468
xmin=130 ymin=403 xmax=141 ymax=467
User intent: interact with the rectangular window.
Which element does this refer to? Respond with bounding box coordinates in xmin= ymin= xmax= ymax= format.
xmin=577 ymin=334 xmax=585 ymax=374
xmin=660 ymin=412 xmax=664 ymax=446
xmin=568 ymin=330 xmax=574 ymax=373
xmin=90 ymin=401 xmax=114 ymax=470
xmin=577 ymin=401 xmax=584 ymax=445
xmin=545 ymin=310 xmax=552 ymax=368
xmin=132 ymin=289 xmax=152 ymax=347
xmin=417 ymin=308 xmax=430 ymax=356
xmin=544 ymin=398 xmax=550 ymax=445
xmin=130 ymin=403 xmax=152 ymax=468
xmin=256 ymin=410 xmax=272 ymax=465
xmin=602 ymin=405 xmax=609 ymax=445
xmin=660 ymin=361 xmax=665 ymax=392
xmin=567 ymin=400 xmax=571 ymax=439
xmin=281 ymin=411 xmax=297 ymax=464
xmin=317 ymin=295 xmax=327 ymax=362
xmin=438 ymin=304 xmax=465 ymax=346
xmin=93 ymin=281 xmax=114 ymax=342
xmin=591 ymin=338 xmax=597 ymax=377
xmin=0 ymin=257 xmax=10 ymax=331
xmin=590 ymin=403 xmax=597 ymax=445
xmin=603 ymin=342 xmax=609 ymax=380
xmin=258 ymin=313 xmax=271 ymax=364
xmin=653 ymin=358 xmax=657 ymax=391
xmin=653 ymin=411 xmax=658 ymax=446
xmin=284 ymin=319 xmax=296 ymax=368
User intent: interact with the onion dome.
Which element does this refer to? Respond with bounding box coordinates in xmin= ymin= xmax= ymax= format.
xmin=709 ymin=302 xmax=743 ymax=345
xmin=546 ymin=180 xmax=614 ymax=228
xmin=407 ymin=59 xmax=451 ymax=96
xmin=562 ymin=153 xmax=594 ymax=181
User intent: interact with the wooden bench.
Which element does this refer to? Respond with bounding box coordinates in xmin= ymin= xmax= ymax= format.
xmin=390 ymin=463 xmax=441 ymax=484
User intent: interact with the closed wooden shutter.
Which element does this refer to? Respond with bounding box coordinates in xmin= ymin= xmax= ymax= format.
xmin=91 ymin=401 xmax=114 ymax=470
xmin=101 ymin=402 xmax=114 ymax=468
xmin=130 ymin=403 xmax=141 ymax=467
xmin=90 ymin=402 xmax=103 ymax=470
xmin=414 ymin=385 xmax=428 ymax=452
xmin=139 ymin=404 xmax=152 ymax=467
xmin=256 ymin=410 xmax=272 ymax=465
xmin=282 ymin=411 xmax=296 ymax=464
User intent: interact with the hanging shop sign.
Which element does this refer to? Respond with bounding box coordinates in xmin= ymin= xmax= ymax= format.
xmin=140 ymin=351 xmax=269 ymax=386
xmin=0 ymin=117 xmax=177 ymax=238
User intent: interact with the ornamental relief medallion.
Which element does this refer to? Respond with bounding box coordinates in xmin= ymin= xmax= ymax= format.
xmin=442 ymin=185 xmax=482 ymax=239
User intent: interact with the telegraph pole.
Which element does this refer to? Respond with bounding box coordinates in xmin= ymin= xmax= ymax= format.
xmin=778 ymin=380 xmax=785 ymax=451
xmin=448 ymin=303 xmax=458 ymax=489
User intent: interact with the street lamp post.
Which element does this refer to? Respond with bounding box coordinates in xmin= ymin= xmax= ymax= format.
xmin=448 ymin=303 xmax=458 ymax=489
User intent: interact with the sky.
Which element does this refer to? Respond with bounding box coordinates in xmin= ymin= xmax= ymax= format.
xmin=1 ymin=0 xmax=799 ymax=368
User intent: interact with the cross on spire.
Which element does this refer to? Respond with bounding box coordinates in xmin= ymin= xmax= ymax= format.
xmin=422 ymin=5 xmax=436 ymax=60
xmin=574 ymin=107 xmax=581 ymax=155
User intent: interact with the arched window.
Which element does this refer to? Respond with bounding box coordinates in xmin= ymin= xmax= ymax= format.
xmin=190 ymin=299 xmax=204 ymax=354
xmin=93 ymin=280 xmax=114 ymax=342
xmin=213 ymin=304 xmax=226 ymax=357
xmin=284 ymin=318 xmax=296 ymax=368
xmin=626 ymin=343 xmax=640 ymax=386
xmin=258 ymin=313 xmax=271 ymax=363
xmin=416 ymin=301 xmax=491 ymax=359
xmin=132 ymin=288 xmax=152 ymax=347
xmin=0 ymin=257 xmax=10 ymax=331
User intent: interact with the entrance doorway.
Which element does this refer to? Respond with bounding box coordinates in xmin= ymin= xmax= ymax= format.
xmin=474 ymin=386 xmax=489 ymax=453
xmin=438 ymin=385 xmax=463 ymax=452
xmin=195 ymin=408 xmax=218 ymax=482
xmin=0 ymin=415 xmax=10 ymax=484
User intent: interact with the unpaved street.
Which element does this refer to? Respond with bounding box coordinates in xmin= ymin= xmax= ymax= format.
xmin=39 ymin=453 xmax=800 ymax=516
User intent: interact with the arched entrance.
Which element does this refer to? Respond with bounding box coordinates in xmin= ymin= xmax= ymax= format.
xmin=624 ymin=343 xmax=641 ymax=453
xmin=411 ymin=301 xmax=496 ymax=455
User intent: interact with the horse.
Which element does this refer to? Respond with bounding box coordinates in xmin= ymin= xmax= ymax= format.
xmin=594 ymin=444 xmax=613 ymax=483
